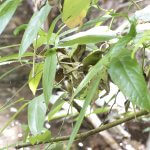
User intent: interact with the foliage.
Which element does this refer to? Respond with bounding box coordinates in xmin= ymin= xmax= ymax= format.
xmin=0 ymin=0 xmax=150 ymax=149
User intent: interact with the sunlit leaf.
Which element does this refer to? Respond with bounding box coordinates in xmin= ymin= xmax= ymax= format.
xmin=28 ymin=95 xmax=46 ymax=135
xmin=19 ymin=4 xmax=51 ymax=57
xmin=0 ymin=0 xmax=21 ymax=35
xmin=28 ymin=63 xmax=43 ymax=95
xmin=62 ymin=0 xmax=90 ymax=28
xmin=60 ymin=26 xmax=116 ymax=46
xmin=43 ymin=50 xmax=57 ymax=105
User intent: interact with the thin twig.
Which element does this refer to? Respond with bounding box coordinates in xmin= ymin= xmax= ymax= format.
xmin=130 ymin=0 xmax=141 ymax=9
xmin=15 ymin=110 xmax=149 ymax=149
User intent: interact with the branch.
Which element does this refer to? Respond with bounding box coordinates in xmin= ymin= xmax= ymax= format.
xmin=15 ymin=110 xmax=149 ymax=149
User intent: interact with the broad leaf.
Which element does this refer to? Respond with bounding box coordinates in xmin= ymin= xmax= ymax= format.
xmin=28 ymin=95 xmax=46 ymax=135
xmin=72 ymin=22 xmax=136 ymax=100
xmin=0 ymin=0 xmax=21 ymax=35
xmin=67 ymin=76 xmax=101 ymax=150
xmin=28 ymin=63 xmax=43 ymax=95
xmin=19 ymin=4 xmax=51 ymax=57
xmin=109 ymin=50 xmax=150 ymax=111
xmin=62 ymin=0 xmax=90 ymax=28
xmin=60 ymin=26 xmax=116 ymax=46
xmin=43 ymin=50 xmax=57 ymax=105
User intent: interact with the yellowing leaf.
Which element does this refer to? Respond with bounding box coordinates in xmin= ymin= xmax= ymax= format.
xmin=65 ymin=9 xmax=87 ymax=28
xmin=29 ymin=63 xmax=43 ymax=95
xmin=62 ymin=0 xmax=90 ymax=28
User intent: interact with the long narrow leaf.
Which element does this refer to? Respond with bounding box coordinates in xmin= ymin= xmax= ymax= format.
xmin=67 ymin=76 xmax=101 ymax=150
xmin=60 ymin=26 xmax=116 ymax=46
xmin=0 ymin=0 xmax=21 ymax=35
xmin=19 ymin=4 xmax=51 ymax=57
xmin=42 ymin=50 xmax=57 ymax=105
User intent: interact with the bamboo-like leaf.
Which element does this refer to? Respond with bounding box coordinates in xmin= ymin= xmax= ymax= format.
xmin=43 ymin=50 xmax=57 ymax=105
xmin=0 ymin=0 xmax=21 ymax=35
xmin=73 ymin=58 xmax=107 ymax=98
xmin=67 ymin=76 xmax=101 ymax=150
xmin=19 ymin=4 xmax=51 ymax=57
xmin=109 ymin=50 xmax=150 ymax=111
xmin=60 ymin=26 xmax=116 ymax=46
xmin=80 ymin=14 xmax=112 ymax=30
xmin=28 ymin=95 xmax=46 ymax=135
xmin=0 ymin=52 xmax=33 ymax=63
xmin=47 ymin=15 xmax=61 ymax=43
xmin=28 ymin=63 xmax=43 ymax=95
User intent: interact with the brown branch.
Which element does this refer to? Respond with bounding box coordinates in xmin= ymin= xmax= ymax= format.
xmin=15 ymin=110 xmax=149 ymax=149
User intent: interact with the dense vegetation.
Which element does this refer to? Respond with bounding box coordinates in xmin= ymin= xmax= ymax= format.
xmin=0 ymin=0 xmax=150 ymax=149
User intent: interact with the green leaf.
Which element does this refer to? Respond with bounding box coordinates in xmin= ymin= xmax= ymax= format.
xmin=0 ymin=52 xmax=33 ymax=63
xmin=0 ymin=0 xmax=21 ymax=35
xmin=43 ymin=50 xmax=57 ymax=105
xmin=28 ymin=63 xmax=43 ymax=95
xmin=67 ymin=76 xmax=101 ymax=150
xmin=48 ymin=94 xmax=65 ymax=121
xmin=82 ymin=50 xmax=103 ymax=68
xmin=80 ymin=14 xmax=112 ymax=30
xmin=73 ymin=57 xmax=108 ymax=98
xmin=60 ymin=26 xmax=116 ymax=46
xmin=132 ymin=30 xmax=150 ymax=58
xmin=62 ymin=0 xmax=90 ymax=28
xmin=19 ymin=4 xmax=51 ymax=57
xmin=47 ymin=15 xmax=61 ymax=44
xmin=72 ymin=21 xmax=135 ymax=100
xmin=13 ymin=24 xmax=27 ymax=36
xmin=108 ymin=50 xmax=150 ymax=111
xmin=28 ymin=94 xmax=46 ymax=135
xmin=29 ymin=130 xmax=51 ymax=145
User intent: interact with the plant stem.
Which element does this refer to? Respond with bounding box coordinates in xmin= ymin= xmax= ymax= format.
xmin=15 ymin=110 xmax=149 ymax=149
